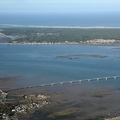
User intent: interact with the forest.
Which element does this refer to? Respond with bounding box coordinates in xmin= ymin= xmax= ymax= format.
xmin=1 ymin=27 xmax=120 ymax=44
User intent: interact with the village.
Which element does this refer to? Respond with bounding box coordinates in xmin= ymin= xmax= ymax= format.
xmin=0 ymin=89 xmax=50 ymax=120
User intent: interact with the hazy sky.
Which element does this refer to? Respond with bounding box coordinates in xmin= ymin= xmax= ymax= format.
xmin=0 ymin=0 xmax=120 ymax=14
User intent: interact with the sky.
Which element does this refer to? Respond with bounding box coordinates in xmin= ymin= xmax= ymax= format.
xmin=0 ymin=0 xmax=120 ymax=14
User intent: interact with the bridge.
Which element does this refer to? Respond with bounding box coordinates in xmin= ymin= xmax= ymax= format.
xmin=8 ymin=75 xmax=120 ymax=92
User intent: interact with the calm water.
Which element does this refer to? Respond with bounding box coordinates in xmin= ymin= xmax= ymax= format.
xmin=0 ymin=44 xmax=120 ymax=87
xmin=1 ymin=13 xmax=120 ymax=27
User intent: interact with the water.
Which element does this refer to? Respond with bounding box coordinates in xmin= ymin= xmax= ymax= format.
xmin=0 ymin=13 xmax=120 ymax=27
xmin=0 ymin=44 xmax=120 ymax=87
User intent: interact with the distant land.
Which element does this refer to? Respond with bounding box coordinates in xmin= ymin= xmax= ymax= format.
xmin=0 ymin=27 xmax=120 ymax=45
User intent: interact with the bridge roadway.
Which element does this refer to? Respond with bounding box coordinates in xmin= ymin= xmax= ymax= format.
xmin=8 ymin=75 xmax=120 ymax=92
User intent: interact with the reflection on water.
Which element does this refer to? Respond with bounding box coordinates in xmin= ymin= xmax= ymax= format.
xmin=0 ymin=44 xmax=120 ymax=87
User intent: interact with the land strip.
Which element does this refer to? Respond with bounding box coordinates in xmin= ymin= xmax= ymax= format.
xmin=0 ymin=27 xmax=120 ymax=45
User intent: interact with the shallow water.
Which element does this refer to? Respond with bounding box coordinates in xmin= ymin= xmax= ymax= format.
xmin=0 ymin=44 xmax=120 ymax=87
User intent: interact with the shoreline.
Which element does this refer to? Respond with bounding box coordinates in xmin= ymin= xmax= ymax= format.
xmin=1 ymin=27 xmax=120 ymax=46
xmin=1 ymin=24 xmax=120 ymax=29
xmin=0 ymin=40 xmax=120 ymax=46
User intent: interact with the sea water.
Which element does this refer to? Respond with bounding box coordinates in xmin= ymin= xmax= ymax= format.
xmin=0 ymin=13 xmax=120 ymax=27
xmin=0 ymin=44 xmax=120 ymax=87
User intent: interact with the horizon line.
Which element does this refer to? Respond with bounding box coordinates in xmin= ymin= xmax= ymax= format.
xmin=1 ymin=24 xmax=120 ymax=29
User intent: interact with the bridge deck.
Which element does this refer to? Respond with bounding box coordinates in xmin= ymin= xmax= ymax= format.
xmin=8 ymin=75 xmax=120 ymax=92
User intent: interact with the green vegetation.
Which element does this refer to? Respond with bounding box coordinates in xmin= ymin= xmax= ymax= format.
xmin=56 ymin=54 xmax=108 ymax=60
xmin=86 ymin=116 xmax=104 ymax=120
xmin=92 ymin=94 xmax=104 ymax=98
xmin=48 ymin=108 xmax=79 ymax=118
xmin=1 ymin=27 xmax=120 ymax=44
xmin=0 ymin=93 xmax=50 ymax=119
xmin=92 ymin=94 xmax=109 ymax=98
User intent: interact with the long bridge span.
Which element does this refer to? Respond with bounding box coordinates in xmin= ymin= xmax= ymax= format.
xmin=8 ymin=75 xmax=120 ymax=92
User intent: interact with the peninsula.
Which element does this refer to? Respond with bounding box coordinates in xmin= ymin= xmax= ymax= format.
xmin=0 ymin=27 xmax=120 ymax=45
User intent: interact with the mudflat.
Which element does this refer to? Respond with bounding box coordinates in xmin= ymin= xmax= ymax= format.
xmin=4 ymin=79 xmax=120 ymax=120
xmin=0 ymin=76 xmax=20 ymax=90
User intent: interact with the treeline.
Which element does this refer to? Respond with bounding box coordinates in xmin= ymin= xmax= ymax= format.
xmin=1 ymin=27 xmax=120 ymax=43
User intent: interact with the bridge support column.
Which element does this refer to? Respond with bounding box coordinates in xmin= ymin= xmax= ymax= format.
xmin=97 ymin=78 xmax=99 ymax=81
xmin=105 ymin=77 xmax=108 ymax=80
xmin=88 ymin=79 xmax=91 ymax=82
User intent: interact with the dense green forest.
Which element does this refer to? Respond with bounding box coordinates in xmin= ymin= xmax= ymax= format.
xmin=0 ymin=27 xmax=120 ymax=44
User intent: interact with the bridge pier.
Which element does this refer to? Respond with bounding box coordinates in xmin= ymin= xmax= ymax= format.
xmin=51 ymin=83 xmax=57 ymax=86
xmin=41 ymin=84 xmax=45 ymax=87
xmin=96 ymin=78 xmax=99 ymax=81
xmin=105 ymin=77 xmax=108 ymax=80
xmin=9 ymin=75 xmax=120 ymax=91
xmin=88 ymin=79 xmax=91 ymax=82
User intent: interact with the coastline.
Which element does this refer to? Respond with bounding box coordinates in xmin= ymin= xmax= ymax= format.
xmin=1 ymin=27 xmax=120 ymax=46
xmin=1 ymin=24 xmax=120 ymax=29
xmin=0 ymin=39 xmax=120 ymax=46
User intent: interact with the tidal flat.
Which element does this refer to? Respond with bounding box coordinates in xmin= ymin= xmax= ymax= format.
xmin=9 ymin=84 xmax=120 ymax=120
xmin=55 ymin=54 xmax=108 ymax=60
xmin=1 ymin=76 xmax=120 ymax=120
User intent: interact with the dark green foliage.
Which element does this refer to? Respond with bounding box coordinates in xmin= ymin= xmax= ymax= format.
xmin=0 ymin=103 xmax=16 ymax=115
xmin=1 ymin=27 xmax=120 ymax=43
xmin=86 ymin=116 xmax=104 ymax=120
